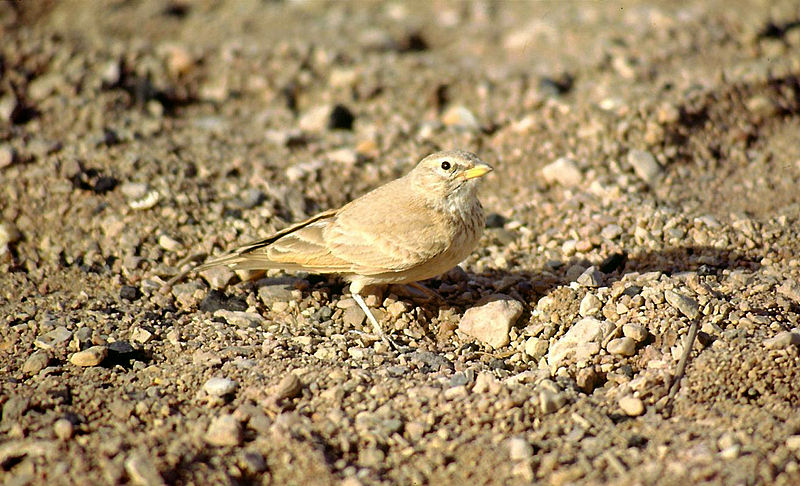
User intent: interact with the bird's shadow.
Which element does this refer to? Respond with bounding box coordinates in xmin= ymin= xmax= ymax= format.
xmin=231 ymin=245 xmax=761 ymax=347
xmin=462 ymin=245 xmax=762 ymax=306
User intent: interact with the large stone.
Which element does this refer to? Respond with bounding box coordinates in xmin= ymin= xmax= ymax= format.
xmin=458 ymin=295 xmax=523 ymax=349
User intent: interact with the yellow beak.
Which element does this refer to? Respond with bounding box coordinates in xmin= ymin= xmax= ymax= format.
xmin=462 ymin=163 xmax=493 ymax=180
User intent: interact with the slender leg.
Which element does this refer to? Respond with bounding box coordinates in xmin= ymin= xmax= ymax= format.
xmin=352 ymin=292 xmax=402 ymax=351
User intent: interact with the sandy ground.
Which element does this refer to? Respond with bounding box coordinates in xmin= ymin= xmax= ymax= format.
xmin=2 ymin=1 xmax=800 ymax=485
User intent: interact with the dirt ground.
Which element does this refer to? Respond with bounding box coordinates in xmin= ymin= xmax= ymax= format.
xmin=2 ymin=1 xmax=800 ymax=485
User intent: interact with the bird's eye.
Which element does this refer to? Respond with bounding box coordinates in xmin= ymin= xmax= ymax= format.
xmin=440 ymin=161 xmax=451 ymax=171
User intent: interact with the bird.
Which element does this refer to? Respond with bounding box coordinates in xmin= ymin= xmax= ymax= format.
xmin=195 ymin=150 xmax=493 ymax=347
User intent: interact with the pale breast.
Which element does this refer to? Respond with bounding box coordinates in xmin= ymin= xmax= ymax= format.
xmin=355 ymin=198 xmax=485 ymax=286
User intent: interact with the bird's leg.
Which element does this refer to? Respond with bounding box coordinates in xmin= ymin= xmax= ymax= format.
xmin=352 ymin=292 xmax=401 ymax=351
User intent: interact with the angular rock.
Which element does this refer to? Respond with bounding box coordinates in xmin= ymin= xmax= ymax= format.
xmin=199 ymin=266 xmax=236 ymax=289
xmin=205 ymin=414 xmax=242 ymax=446
xmin=273 ymin=374 xmax=303 ymax=400
xmin=524 ymin=337 xmax=549 ymax=359
xmin=130 ymin=327 xmax=154 ymax=344
xmin=458 ymin=295 xmax=524 ymax=349
xmin=258 ymin=281 xmax=297 ymax=304
xmin=548 ymin=317 xmax=614 ymax=368
xmin=342 ymin=306 xmax=366 ymax=327
xmin=34 ymin=326 xmax=73 ymax=350
xmin=623 ymin=323 xmax=649 ymax=342
xmin=172 ymin=282 xmax=206 ymax=308
xmin=777 ymin=281 xmax=800 ymax=304
xmin=507 ymin=437 xmax=534 ymax=461
xmin=538 ymin=386 xmax=566 ymax=414
xmin=665 ymin=290 xmax=700 ymax=319
xmin=763 ymin=331 xmax=800 ymax=349
xmin=577 ymin=266 xmax=603 ymax=287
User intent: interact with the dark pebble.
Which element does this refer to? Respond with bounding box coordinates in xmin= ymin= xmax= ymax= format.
xmin=120 ymin=285 xmax=142 ymax=301
xmin=485 ymin=213 xmax=506 ymax=229
xmin=328 ymin=104 xmax=355 ymax=130
xmin=488 ymin=358 xmax=507 ymax=370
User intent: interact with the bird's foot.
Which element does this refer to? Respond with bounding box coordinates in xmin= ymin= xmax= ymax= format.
xmin=352 ymin=292 xmax=410 ymax=353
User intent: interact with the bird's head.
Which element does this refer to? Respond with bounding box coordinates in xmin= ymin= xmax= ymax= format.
xmin=409 ymin=150 xmax=493 ymax=205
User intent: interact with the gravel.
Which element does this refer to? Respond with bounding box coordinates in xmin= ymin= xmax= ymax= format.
xmin=2 ymin=1 xmax=800 ymax=485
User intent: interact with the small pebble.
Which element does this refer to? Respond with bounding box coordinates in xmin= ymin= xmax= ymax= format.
xmin=70 ymin=345 xmax=108 ymax=367
xmin=541 ymin=157 xmax=582 ymax=187
xmin=34 ymin=326 xmax=73 ymax=350
xmin=622 ymin=323 xmax=649 ymax=342
xmin=23 ymin=351 xmax=50 ymax=375
xmin=205 ymin=414 xmax=242 ymax=446
xmin=125 ymin=452 xmax=165 ymax=485
xmin=213 ymin=310 xmax=265 ymax=329
xmin=524 ymin=337 xmax=549 ymax=359
xmin=130 ymin=327 xmax=154 ymax=344
xmin=627 ymin=149 xmax=662 ymax=185
xmin=579 ymin=292 xmax=602 ymax=317
xmin=786 ymin=435 xmax=800 ymax=451
xmin=577 ymin=266 xmax=603 ymax=287
xmin=607 ymin=337 xmax=636 ymax=356
xmin=158 ymin=234 xmax=182 ymax=251
xmin=54 ymin=418 xmax=74 ymax=439
xmin=198 ymin=266 xmax=236 ymax=289
xmin=601 ymin=224 xmax=623 ymax=240
xmin=204 ymin=377 xmax=238 ymax=397
xmin=507 ymin=437 xmax=533 ymax=461
xmin=0 ymin=144 xmax=15 ymax=168
xmin=619 ymin=396 xmax=644 ymax=416
xmin=538 ymin=387 xmax=566 ymax=414
xmin=274 ymin=374 xmax=303 ymax=400
xmin=342 ymin=306 xmax=366 ymax=327
xmin=441 ymin=105 xmax=479 ymax=131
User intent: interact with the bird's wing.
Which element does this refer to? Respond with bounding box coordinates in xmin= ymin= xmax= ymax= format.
xmin=323 ymin=182 xmax=451 ymax=275
xmin=196 ymin=208 xmax=353 ymax=273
